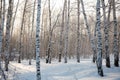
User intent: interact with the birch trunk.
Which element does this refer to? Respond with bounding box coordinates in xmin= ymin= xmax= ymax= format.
xmin=92 ymin=21 xmax=97 ymax=63
xmin=96 ymin=0 xmax=103 ymax=76
xmin=59 ymin=0 xmax=65 ymax=62
xmin=112 ymin=0 xmax=119 ymax=67
xmin=118 ymin=26 xmax=120 ymax=54
xmin=18 ymin=0 xmax=27 ymax=63
xmin=80 ymin=0 xmax=97 ymax=63
xmin=1 ymin=0 xmax=5 ymax=31
xmin=29 ymin=0 xmax=36 ymax=65
xmin=108 ymin=0 xmax=112 ymax=21
xmin=0 ymin=0 xmax=2 ymax=70
xmin=28 ymin=14 xmax=31 ymax=65
xmin=10 ymin=0 xmax=19 ymax=62
xmin=101 ymin=0 xmax=110 ymax=68
xmin=76 ymin=0 xmax=80 ymax=63
xmin=64 ymin=0 xmax=70 ymax=63
xmin=48 ymin=0 xmax=52 ymax=63
xmin=36 ymin=0 xmax=41 ymax=79
xmin=5 ymin=0 xmax=13 ymax=71
xmin=46 ymin=0 xmax=52 ymax=63
xmin=0 ymin=0 xmax=5 ymax=69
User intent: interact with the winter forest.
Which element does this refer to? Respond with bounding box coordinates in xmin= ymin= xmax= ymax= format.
xmin=0 ymin=0 xmax=120 ymax=80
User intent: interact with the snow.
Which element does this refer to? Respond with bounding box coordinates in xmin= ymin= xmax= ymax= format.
xmin=8 ymin=59 xmax=120 ymax=80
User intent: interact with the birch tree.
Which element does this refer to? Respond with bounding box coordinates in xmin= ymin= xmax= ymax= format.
xmin=59 ymin=0 xmax=66 ymax=62
xmin=46 ymin=0 xmax=52 ymax=63
xmin=112 ymin=0 xmax=119 ymax=67
xmin=0 ymin=0 xmax=5 ymax=70
xmin=92 ymin=26 xmax=97 ymax=63
xmin=101 ymin=0 xmax=110 ymax=67
xmin=5 ymin=0 xmax=13 ymax=71
xmin=64 ymin=0 xmax=67 ymax=63
xmin=118 ymin=26 xmax=120 ymax=54
xmin=36 ymin=0 xmax=41 ymax=79
xmin=46 ymin=0 xmax=60 ymax=63
xmin=80 ymin=0 xmax=97 ymax=63
xmin=27 ymin=12 xmax=32 ymax=65
xmin=1 ymin=0 xmax=5 ymax=31
xmin=96 ymin=0 xmax=103 ymax=76
xmin=0 ymin=0 xmax=3 ymax=69
xmin=29 ymin=0 xmax=36 ymax=65
xmin=76 ymin=0 xmax=80 ymax=63
xmin=64 ymin=0 xmax=70 ymax=63
xmin=10 ymin=0 xmax=19 ymax=62
xmin=18 ymin=0 xmax=28 ymax=63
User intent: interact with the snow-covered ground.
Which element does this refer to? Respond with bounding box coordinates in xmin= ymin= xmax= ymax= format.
xmin=8 ymin=59 xmax=120 ymax=80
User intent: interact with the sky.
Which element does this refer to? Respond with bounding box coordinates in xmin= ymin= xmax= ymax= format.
xmin=13 ymin=0 xmax=96 ymax=9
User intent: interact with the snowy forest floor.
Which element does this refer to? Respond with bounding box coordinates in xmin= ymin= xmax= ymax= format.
xmin=6 ymin=59 xmax=120 ymax=80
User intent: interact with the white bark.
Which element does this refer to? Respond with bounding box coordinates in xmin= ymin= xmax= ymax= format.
xmin=36 ymin=0 xmax=41 ymax=79
xmin=0 ymin=0 xmax=5 ymax=70
xmin=96 ymin=0 xmax=103 ymax=76
xmin=5 ymin=0 xmax=13 ymax=71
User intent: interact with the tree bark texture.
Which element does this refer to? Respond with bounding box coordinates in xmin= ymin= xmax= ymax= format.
xmin=96 ymin=0 xmax=104 ymax=76
xmin=36 ymin=0 xmax=41 ymax=79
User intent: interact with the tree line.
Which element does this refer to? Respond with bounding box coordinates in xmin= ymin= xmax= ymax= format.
xmin=0 ymin=0 xmax=120 ymax=80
